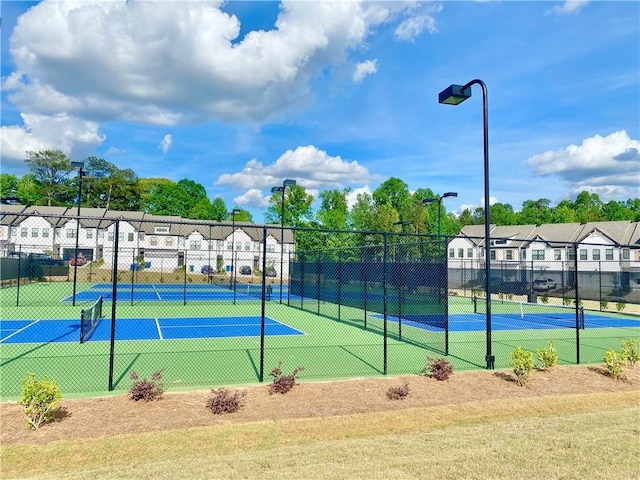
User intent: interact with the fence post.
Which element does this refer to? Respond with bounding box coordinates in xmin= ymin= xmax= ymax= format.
xmin=108 ymin=220 xmax=120 ymax=391
xmin=259 ymin=226 xmax=267 ymax=382
xmin=574 ymin=244 xmax=580 ymax=365
xmin=383 ymin=232 xmax=388 ymax=375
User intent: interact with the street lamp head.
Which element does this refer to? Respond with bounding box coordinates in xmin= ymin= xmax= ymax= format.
xmin=70 ymin=161 xmax=85 ymax=169
xmin=283 ymin=179 xmax=296 ymax=187
xmin=271 ymin=186 xmax=284 ymax=193
xmin=228 ymin=208 xmax=241 ymax=217
xmin=443 ymin=192 xmax=458 ymax=198
xmin=438 ymin=84 xmax=472 ymax=105
xmin=422 ymin=198 xmax=436 ymax=205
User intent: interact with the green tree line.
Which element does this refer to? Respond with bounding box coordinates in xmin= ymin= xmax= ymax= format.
xmin=1 ymin=150 xmax=638 ymax=239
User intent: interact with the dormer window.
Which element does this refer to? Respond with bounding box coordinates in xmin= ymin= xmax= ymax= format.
xmin=154 ymin=226 xmax=170 ymax=234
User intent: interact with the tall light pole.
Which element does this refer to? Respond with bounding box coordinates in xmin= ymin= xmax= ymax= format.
xmin=271 ymin=179 xmax=296 ymax=303
xmin=71 ymin=161 xmax=84 ymax=306
xmin=229 ymin=208 xmax=241 ymax=305
xmin=422 ymin=192 xmax=458 ymax=238
xmin=438 ymin=79 xmax=493 ymax=369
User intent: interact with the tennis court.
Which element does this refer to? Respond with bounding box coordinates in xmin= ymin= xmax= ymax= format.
xmin=0 ymin=316 xmax=304 ymax=344
xmin=61 ymin=282 xmax=285 ymax=303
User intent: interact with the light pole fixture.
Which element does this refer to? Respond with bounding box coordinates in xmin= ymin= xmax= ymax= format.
xmin=71 ymin=161 xmax=84 ymax=306
xmin=438 ymin=79 xmax=493 ymax=369
xmin=422 ymin=192 xmax=458 ymax=238
xmin=229 ymin=208 xmax=241 ymax=304
xmin=271 ymin=179 xmax=296 ymax=304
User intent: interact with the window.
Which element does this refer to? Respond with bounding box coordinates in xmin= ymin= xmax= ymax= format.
xmin=490 ymin=250 xmax=496 ymax=260
xmin=605 ymin=249 xmax=614 ymax=261
xmin=150 ymin=236 xmax=157 ymax=246
xmin=554 ymin=249 xmax=561 ymax=260
xmin=190 ymin=241 xmax=201 ymax=250
xmin=520 ymin=250 xmax=526 ymax=260
xmin=579 ymin=249 xmax=587 ymax=260
xmin=139 ymin=233 xmax=145 ymax=241
xmin=592 ymin=249 xmax=600 ymax=261
xmin=10 ymin=227 xmax=17 ymax=236
xmin=217 ymin=240 xmax=223 ymax=250
xmin=506 ymin=250 xmax=513 ymax=260
xmin=108 ymin=232 xmax=114 ymax=241
xmin=227 ymin=241 xmax=232 ymax=251
xmin=458 ymin=248 xmax=464 ymax=258
xmin=532 ymin=249 xmax=545 ymax=260
xmin=21 ymin=228 xmax=28 ymax=237
xmin=66 ymin=229 xmax=76 ymax=239
xmin=165 ymin=237 xmax=173 ymax=246
xmin=622 ymin=249 xmax=630 ymax=260
xmin=449 ymin=248 xmax=455 ymax=258
xmin=245 ymin=242 xmax=250 ymax=251
xmin=235 ymin=242 xmax=241 ymax=251
xmin=154 ymin=226 xmax=170 ymax=234
xmin=31 ymin=228 xmax=38 ymax=238
xmin=118 ymin=232 xmax=124 ymax=241
xmin=127 ymin=232 xmax=133 ymax=242
xmin=55 ymin=228 xmax=61 ymax=237
xmin=568 ymin=249 xmax=576 ymax=261
xmin=267 ymin=245 xmax=275 ymax=253
xmin=86 ymin=230 xmax=93 ymax=239
xmin=467 ymin=248 xmax=473 ymax=258
xmin=494 ymin=239 xmax=507 ymax=245
xmin=42 ymin=228 xmax=49 ymax=238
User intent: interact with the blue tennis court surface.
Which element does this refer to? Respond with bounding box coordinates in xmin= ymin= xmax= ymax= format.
xmin=61 ymin=283 xmax=285 ymax=302
xmin=375 ymin=312 xmax=639 ymax=332
xmin=0 ymin=316 xmax=304 ymax=344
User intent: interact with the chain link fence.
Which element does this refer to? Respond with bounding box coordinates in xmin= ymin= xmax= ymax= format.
xmin=1 ymin=214 xmax=638 ymax=398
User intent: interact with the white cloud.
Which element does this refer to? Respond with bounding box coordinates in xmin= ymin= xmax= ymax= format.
xmin=525 ymin=130 xmax=640 ymax=200
xmin=233 ymin=188 xmax=269 ymax=209
xmin=159 ymin=134 xmax=172 ymax=154
xmin=215 ymin=145 xmax=374 ymax=205
xmin=0 ymin=112 xmax=104 ymax=172
xmin=547 ymin=1 xmax=589 ymax=16
xmin=346 ymin=186 xmax=372 ymax=209
xmin=352 ymin=60 xmax=378 ymax=83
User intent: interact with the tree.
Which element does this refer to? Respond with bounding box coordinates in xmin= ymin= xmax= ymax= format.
xmin=317 ymin=188 xmax=351 ymax=230
xmin=518 ymin=199 xmax=552 ymax=225
xmin=210 ymin=197 xmax=228 ymax=221
xmin=0 ymin=173 xmax=19 ymax=199
xmin=264 ymin=184 xmax=314 ymax=227
xmin=16 ymin=174 xmax=45 ymax=206
xmin=489 ymin=203 xmax=516 ymax=226
xmin=458 ymin=208 xmax=474 ymax=226
xmin=372 ymin=177 xmax=412 ymax=220
xmin=574 ymin=191 xmax=603 ymax=223
xmin=24 ymin=150 xmax=74 ymax=206
xmin=83 ymin=157 xmax=140 ymax=211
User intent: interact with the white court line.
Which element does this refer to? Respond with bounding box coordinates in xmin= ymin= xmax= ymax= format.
xmin=0 ymin=319 xmax=40 ymax=343
xmin=155 ymin=317 xmax=163 ymax=339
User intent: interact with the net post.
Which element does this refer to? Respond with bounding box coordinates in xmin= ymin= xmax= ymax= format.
xmin=574 ymin=243 xmax=580 ymax=365
xmin=108 ymin=220 xmax=120 ymax=391
xmin=382 ymin=232 xmax=388 ymax=375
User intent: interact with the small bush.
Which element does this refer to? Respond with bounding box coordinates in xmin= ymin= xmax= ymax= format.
xmin=573 ymin=298 xmax=583 ymax=307
xmin=507 ymin=292 xmax=514 ymax=301
xmin=536 ymin=341 xmax=559 ymax=371
xmin=420 ymin=357 xmax=454 ymax=381
xmin=510 ymin=346 xmax=534 ymax=386
xmin=268 ymin=361 xmax=304 ymax=395
xmin=128 ymin=369 xmax=165 ymax=402
xmin=206 ymin=388 xmax=246 ymax=414
xmin=603 ymin=350 xmax=627 ymax=380
xmin=600 ymin=300 xmax=609 ymax=310
xmin=386 ymin=382 xmax=410 ymax=400
xmin=620 ymin=339 xmax=640 ymax=367
xmin=540 ymin=294 xmax=549 ymax=304
xmin=19 ymin=372 xmax=62 ymax=430
xmin=616 ymin=301 xmax=626 ymax=313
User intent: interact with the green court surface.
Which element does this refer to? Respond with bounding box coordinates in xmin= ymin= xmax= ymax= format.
xmin=1 ymin=282 xmax=638 ymax=399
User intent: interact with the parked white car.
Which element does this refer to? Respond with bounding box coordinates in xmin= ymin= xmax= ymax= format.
xmin=532 ymin=278 xmax=557 ymax=291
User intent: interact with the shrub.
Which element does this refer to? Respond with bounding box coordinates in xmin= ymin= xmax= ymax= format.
xmin=600 ymin=300 xmax=609 ymax=310
xmin=507 ymin=292 xmax=514 ymax=301
xmin=573 ymin=298 xmax=583 ymax=307
xmin=603 ymin=350 xmax=627 ymax=380
xmin=206 ymin=388 xmax=246 ymax=414
xmin=268 ymin=361 xmax=304 ymax=395
xmin=563 ymin=297 xmax=572 ymax=306
xmin=620 ymin=339 xmax=640 ymax=367
xmin=386 ymin=382 xmax=410 ymax=400
xmin=510 ymin=346 xmax=534 ymax=386
xmin=540 ymin=294 xmax=549 ymax=304
xmin=128 ymin=369 xmax=165 ymax=402
xmin=420 ymin=357 xmax=454 ymax=381
xmin=19 ymin=372 xmax=62 ymax=430
xmin=616 ymin=301 xmax=626 ymax=313
xmin=536 ymin=341 xmax=559 ymax=370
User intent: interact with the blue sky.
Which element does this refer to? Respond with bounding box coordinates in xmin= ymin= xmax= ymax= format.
xmin=1 ymin=0 xmax=638 ymax=222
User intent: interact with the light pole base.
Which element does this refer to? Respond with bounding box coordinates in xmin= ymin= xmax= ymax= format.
xmin=486 ymin=355 xmax=495 ymax=370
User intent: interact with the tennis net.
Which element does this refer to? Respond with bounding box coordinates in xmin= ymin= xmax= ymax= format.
xmin=80 ymin=296 xmax=104 ymax=342
xmin=474 ymin=296 xmax=585 ymax=329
